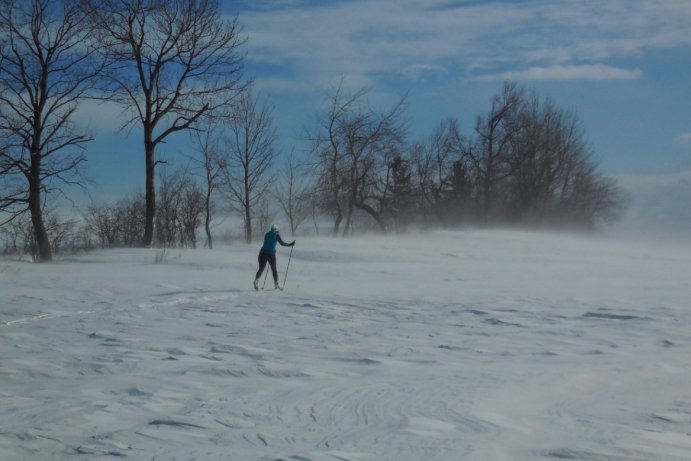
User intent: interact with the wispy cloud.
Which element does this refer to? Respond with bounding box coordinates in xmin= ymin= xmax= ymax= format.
xmin=478 ymin=65 xmax=643 ymax=82
xmin=73 ymin=100 xmax=130 ymax=135
xmin=675 ymin=132 xmax=691 ymax=145
xmin=237 ymin=0 xmax=691 ymax=91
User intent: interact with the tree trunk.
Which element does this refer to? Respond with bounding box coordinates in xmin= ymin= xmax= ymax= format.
xmin=354 ymin=201 xmax=387 ymax=233
xmin=28 ymin=171 xmax=52 ymax=262
xmin=342 ymin=197 xmax=355 ymax=237
xmin=204 ymin=187 xmax=213 ymax=249
xmin=244 ymin=172 xmax=252 ymax=243
xmin=142 ymin=134 xmax=156 ymax=247
xmin=332 ymin=211 xmax=342 ymax=236
xmin=245 ymin=204 xmax=252 ymax=244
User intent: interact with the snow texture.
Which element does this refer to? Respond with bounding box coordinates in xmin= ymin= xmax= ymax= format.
xmin=1 ymin=229 xmax=691 ymax=460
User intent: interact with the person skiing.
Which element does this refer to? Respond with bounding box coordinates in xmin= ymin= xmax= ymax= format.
xmin=254 ymin=224 xmax=295 ymax=290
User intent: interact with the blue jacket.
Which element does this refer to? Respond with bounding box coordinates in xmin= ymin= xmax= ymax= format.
xmin=260 ymin=229 xmax=292 ymax=253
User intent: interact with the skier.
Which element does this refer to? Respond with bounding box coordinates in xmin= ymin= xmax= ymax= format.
xmin=254 ymin=224 xmax=295 ymax=290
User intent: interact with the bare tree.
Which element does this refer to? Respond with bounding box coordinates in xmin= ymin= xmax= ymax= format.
xmin=191 ymin=126 xmax=224 ymax=249
xmin=1 ymin=219 xmax=20 ymax=255
xmin=113 ymin=192 xmax=146 ymax=247
xmin=490 ymin=85 xmax=625 ymax=228
xmin=274 ymin=152 xmax=311 ymax=236
xmin=309 ymin=81 xmax=363 ymax=235
xmin=222 ymin=89 xmax=277 ymax=243
xmin=410 ymin=118 xmax=469 ymax=227
xmin=44 ymin=212 xmax=77 ymax=254
xmin=311 ymin=83 xmax=407 ymax=235
xmin=505 ymin=93 xmax=580 ymax=223
xmin=178 ymin=179 xmax=205 ymax=248
xmin=387 ymin=155 xmax=415 ymax=233
xmin=0 ymin=215 xmax=31 ymax=257
xmin=471 ymin=81 xmax=524 ymax=224
xmin=0 ymin=0 xmax=101 ymax=261
xmin=85 ymin=0 xmax=247 ymax=247
xmin=557 ymin=153 xmax=625 ymax=229
xmin=256 ymin=196 xmax=275 ymax=239
xmin=84 ymin=202 xmax=118 ymax=248
xmin=84 ymin=193 xmax=146 ymax=248
xmin=153 ymin=165 xmax=205 ymax=248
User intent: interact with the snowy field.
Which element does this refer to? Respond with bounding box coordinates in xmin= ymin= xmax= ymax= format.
xmin=1 ymin=229 xmax=691 ymax=461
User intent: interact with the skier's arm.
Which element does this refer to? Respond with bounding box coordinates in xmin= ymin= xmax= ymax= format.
xmin=277 ymin=233 xmax=293 ymax=247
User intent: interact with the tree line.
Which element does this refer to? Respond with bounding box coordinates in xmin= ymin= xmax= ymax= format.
xmin=1 ymin=0 xmax=247 ymax=261
xmin=0 ymin=0 xmax=624 ymax=262
xmin=311 ymin=81 xmax=624 ymax=236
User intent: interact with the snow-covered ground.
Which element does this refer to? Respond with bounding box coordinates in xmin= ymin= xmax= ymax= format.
xmin=1 ymin=229 xmax=691 ymax=461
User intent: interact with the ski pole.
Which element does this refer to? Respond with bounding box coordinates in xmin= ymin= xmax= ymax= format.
xmin=281 ymin=245 xmax=294 ymax=290
xmin=261 ymin=264 xmax=269 ymax=290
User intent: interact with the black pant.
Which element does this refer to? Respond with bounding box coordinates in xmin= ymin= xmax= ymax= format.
xmin=255 ymin=250 xmax=277 ymax=282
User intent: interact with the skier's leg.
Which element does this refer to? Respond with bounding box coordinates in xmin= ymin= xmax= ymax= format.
xmin=255 ymin=252 xmax=268 ymax=280
xmin=268 ymin=253 xmax=278 ymax=286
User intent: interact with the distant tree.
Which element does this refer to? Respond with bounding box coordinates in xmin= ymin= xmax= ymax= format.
xmin=274 ymin=152 xmax=312 ymax=236
xmin=85 ymin=0 xmax=247 ymax=247
xmin=311 ymin=82 xmax=407 ymax=235
xmin=309 ymin=81 xmax=359 ymax=235
xmin=222 ymin=89 xmax=277 ymax=243
xmin=10 ymin=215 xmax=37 ymax=259
xmin=411 ymin=118 xmax=468 ymax=227
xmin=496 ymin=86 xmax=625 ymax=228
xmin=558 ymin=156 xmax=626 ymax=228
xmin=44 ymin=213 xmax=77 ymax=254
xmin=192 ymin=126 xmax=224 ymax=249
xmin=445 ymin=159 xmax=475 ymax=224
xmin=1 ymin=211 xmax=78 ymax=259
xmin=256 ymin=196 xmax=275 ymax=239
xmin=0 ymin=0 xmax=102 ymax=261
xmin=0 ymin=216 xmax=30 ymax=257
xmin=82 ymin=194 xmax=146 ymax=249
xmin=505 ymin=93 xmax=577 ymax=223
xmin=387 ymin=156 xmax=414 ymax=233
xmin=152 ymin=166 xmax=205 ymax=248
xmin=84 ymin=202 xmax=118 ymax=248
xmin=0 ymin=220 xmax=20 ymax=255
xmin=156 ymin=167 xmax=182 ymax=246
xmin=113 ymin=193 xmax=146 ymax=247
xmin=471 ymin=82 xmax=524 ymax=224
xmin=70 ymin=222 xmax=96 ymax=253
xmin=343 ymin=96 xmax=406 ymax=235
xmin=178 ymin=178 xmax=205 ymax=248
xmin=407 ymin=83 xmax=623 ymax=230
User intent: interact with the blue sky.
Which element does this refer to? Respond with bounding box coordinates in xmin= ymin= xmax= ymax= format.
xmin=76 ymin=0 xmax=691 ymax=203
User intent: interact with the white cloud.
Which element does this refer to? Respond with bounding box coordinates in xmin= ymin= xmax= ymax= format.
xmin=675 ymin=132 xmax=691 ymax=145
xmin=238 ymin=0 xmax=691 ymax=89
xmin=73 ymin=100 xmax=129 ymax=135
xmin=478 ymin=65 xmax=643 ymax=82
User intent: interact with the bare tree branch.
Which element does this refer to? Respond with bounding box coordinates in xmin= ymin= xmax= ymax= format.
xmin=84 ymin=0 xmax=248 ymax=246
xmin=0 ymin=0 xmax=103 ymax=261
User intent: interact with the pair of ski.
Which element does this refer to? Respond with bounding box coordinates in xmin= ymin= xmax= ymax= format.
xmin=255 ymin=285 xmax=283 ymax=291
xmin=253 ymin=280 xmax=283 ymax=291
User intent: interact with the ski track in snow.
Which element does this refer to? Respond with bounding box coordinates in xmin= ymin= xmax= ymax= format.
xmin=1 ymin=230 xmax=691 ymax=460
